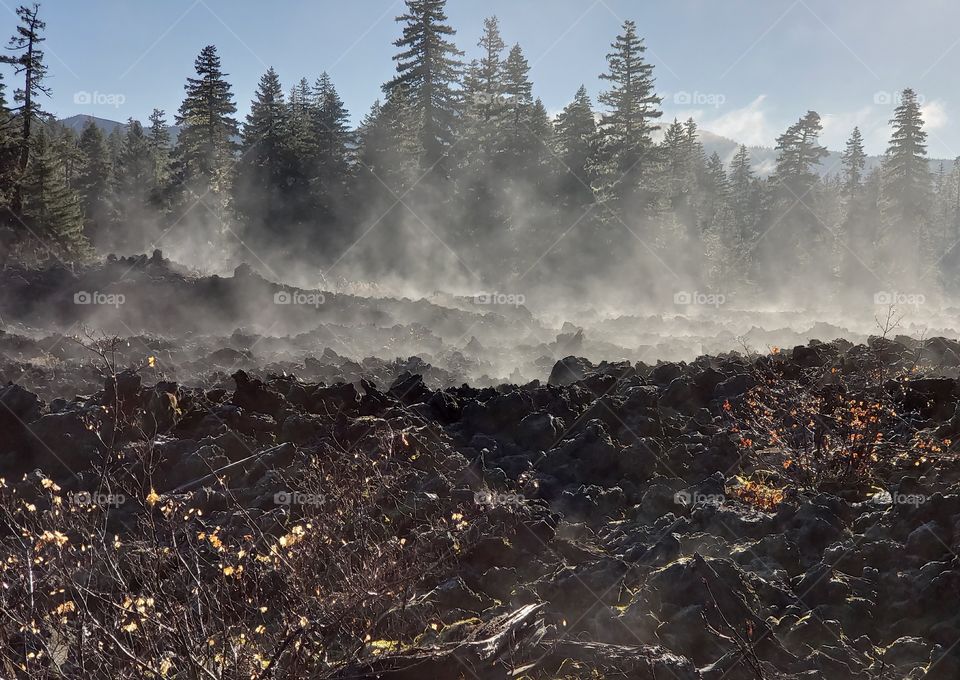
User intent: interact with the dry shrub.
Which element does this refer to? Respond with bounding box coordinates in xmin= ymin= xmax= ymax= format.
xmin=726 ymin=347 xmax=947 ymax=495
xmin=0 ymin=419 xmax=481 ymax=678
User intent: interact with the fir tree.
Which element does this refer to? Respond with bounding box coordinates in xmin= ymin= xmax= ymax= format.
xmin=173 ymin=45 xmax=239 ymax=197
xmin=235 ymin=67 xmax=291 ymax=240
xmin=0 ymin=74 xmax=18 ymax=209
xmin=840 ymin=126 xmax=866 ymax=198
xmin=880 ymin=88 xmax=930 ymax=260
xmin=2 ymin=3 xmax=51 ymax=214
xmin=75 ymin=120 xmax=114 ymax=247
xmin=502 ymin=44 xmax=533 ymax=147
xmin=594 ymin=20 xmax=662 ymax=214
xmin=312 ymin=72 xmax=352 ymax=203
xmin=385 ymin=0 xmax=463 ymax=171
xmin=115 ymin=119 xmax=159 ymax=251
xmin=146 ymin=109 xmax=172 ymax=214
xmin=729 ymin=146 xmax=756 ymax=229
xmin=553 ymin=85 xmax=597 ymax=209
xmin=760 ymin=112 xmax=830 ymax=294
xmin=474 ymin=16 xmax=506 ymax=122
xmin=20 ymin=127 xmax=88 ymax=259
xmin=771 ymin=110 xmax=828 ymax=194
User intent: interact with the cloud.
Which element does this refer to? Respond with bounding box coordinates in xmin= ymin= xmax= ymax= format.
xmin=697 ymin=95 xmax=777 ymax=147
xmin=921 ymin=99 xmax=948 ymax=131
xmin=819 ymin=106 xmax=876 ymax=150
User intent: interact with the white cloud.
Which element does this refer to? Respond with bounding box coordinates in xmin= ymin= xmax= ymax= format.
xmin=697 ymin=95 xmax=777 ymax=147
xmin=921 ymin=99 xmax=948 ymax=131
xmin=819 ymin=107 xmax=876 ymax=150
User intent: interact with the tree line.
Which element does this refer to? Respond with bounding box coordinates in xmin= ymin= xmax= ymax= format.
xmin=1 ymin=1 xmax=956 ymax=304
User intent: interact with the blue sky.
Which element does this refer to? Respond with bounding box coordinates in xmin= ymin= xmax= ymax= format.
xmin=8 ymin=0 xmax=960 ymax=157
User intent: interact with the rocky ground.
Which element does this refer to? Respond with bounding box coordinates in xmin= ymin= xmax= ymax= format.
xmin=1 ymin=257 xmax=960 ymax=678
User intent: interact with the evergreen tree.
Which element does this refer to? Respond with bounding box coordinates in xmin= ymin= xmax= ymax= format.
xmin=350 ymin=90 xmax=419 ymax=271
xmin=661 ymin=119 xmax=693 ymax=218
xmin=115 ymin=119 xmax=159 ymax=251
xmin=594 ymin=20 xmax=662 ymax=214
xmin=235 ymin=67 xmax=289 ymax=234
xmin=553 ymin=85 xmax=597 ymax=209
xmin=760 ymin=111 xmax=830 ymax=294
xmin=704 ymin=152 xmax=729 ymax=202
xmin=0 ymin=74 xmax=18 ymax=209
xmin=474 ymin=16 xmax=506 ymax=123
xmin=148 ymin=109 xmax=172 ymax=152
xmin=20 ymin=127 xmax=88 ymax=259
xmin=840 ymin=126 xmax=866 ymax=198
xmin=729 ymin=144 xmax=759 ymax=243
xmin=502 ymin=44 xmax=533 ymax=149
xmin=146 ymin=109 xmax=172 ymax=213
xmin=173 ymin=45 xmax=239 ymax=200
xmin=385 ymin=0 xmax=463 ymax=171
xmin=880 ymin=88 xmax=930 ymax=269
xmin=2 ymin=3 xmax=51 ymax=215
xmin=75 ymin=120 xmax=114 ymax=247
xmin=312 ymin=72 xmax=352 ymax=212
xmin=771 ymin=111 xmax=828 ymax=194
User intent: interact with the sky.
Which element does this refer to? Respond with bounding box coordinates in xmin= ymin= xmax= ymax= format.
xmin=6 ymin=0 xmax=960 ymax=158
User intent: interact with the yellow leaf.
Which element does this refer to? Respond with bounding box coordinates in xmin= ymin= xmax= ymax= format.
xmin=145 ymin=488 xmax=161 ymax=507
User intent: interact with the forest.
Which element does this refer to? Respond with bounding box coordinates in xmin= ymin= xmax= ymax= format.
xmin=1 ymin=1 xmax=954 ymax=309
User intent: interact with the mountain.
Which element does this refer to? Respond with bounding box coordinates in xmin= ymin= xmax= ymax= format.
xmin=59 ymin=114 xmax=127 ymax=136
xmin=58 ymin=114 xmax=181 ymax=143
xmin=699 ymin=129 xmax=954 ymax=178
xmin=59 ymin=115 xmax=952 ymax=179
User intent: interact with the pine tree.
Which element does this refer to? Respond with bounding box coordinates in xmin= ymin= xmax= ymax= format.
xmin=729 ymin=145 xmax=758 ymax=242
xmin=20 ymin=127 xmax=88 ymax=259
xmin=771 ymin=111 xmax=828 ymax=194
xmin=75 ymin=120 xmax=114 ymax=247
xmin=553 ymin=85 xmax=597 ymax=209
xmin=594 ymin=19 xmax=662 ymax=214
xmin=353 ymin=89 xmax=418 ymax=212
xmin=662 ymin=119 xmax=691 ymax=213
xmin=474 ymin=16 xmax=506 ymax=122
xmin=234 ymin=68 xmax=290 ymax=241
xmin=840 ymin=126 xmax=866 ymax=198
xmin=0 ymin=74 xmax=18 ymax=209
xmin=385 ymin=0 xmax=463 ymax=171
xmin=880 ymin=88 xmax=930 ymax=267
xmin=704 ymin=152 xmax=729 ymax=201
xmin=286 ymin=77 xmax=317 ymax=162
xmin=502 ymin=44 xmax=533 ymax=147
xmin=173 ymin=45 xmax=239 ymax=198
xmin=148 ymin=109 xmax=172 ymax=152
xmin=146 ymin=109 xmax=172 ymax=214
xmin=115 ymin=119 xmax=159 ymax=251
xmin=312 ymin=72 xmax=352 ymax=207
xmin=2 ymin=3 xmax=51 ymax=215
xmin=760 ymin=111 xmax=830 ymax=294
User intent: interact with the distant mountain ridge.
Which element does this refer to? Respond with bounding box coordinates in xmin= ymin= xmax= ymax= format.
xmin=59 ymin=114 xmax=181 ymax=144
xmin=59 ymin=114 xmax=952 ymax=178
